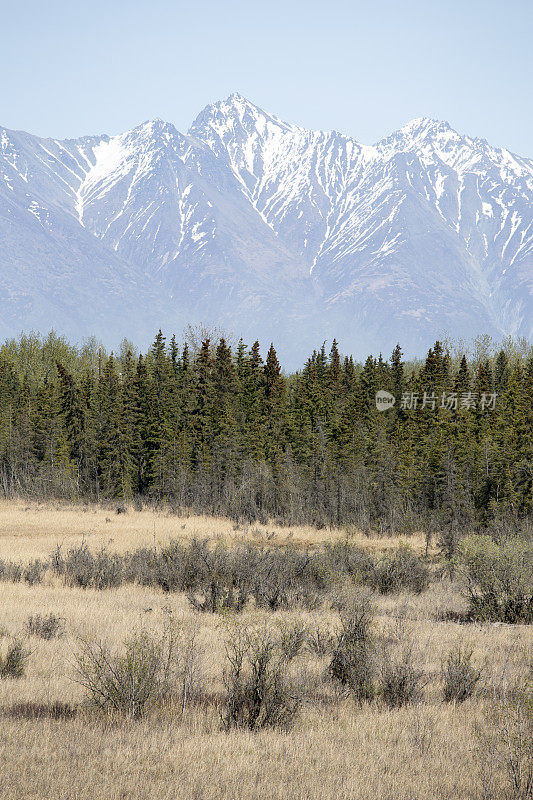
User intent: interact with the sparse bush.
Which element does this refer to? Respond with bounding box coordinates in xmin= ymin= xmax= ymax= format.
xmin=93 ymin=549 xmax=124 ymax=589
xmin=329 ymin=594 xmax=376 ymax=701
xmin=441 ymin=644 xmax=482 ymax=702
xmin=221 ymin=622 xmax=303 ymax=731
xmin=458 ymin=535 xmax=533 ymax=623
xmin=23 ymin=559 xmax=45 ymax=586
xmin=251 ymin=547 xmax=315 ymax=611
xmin=122 ymin=546 xmax=158 ymax=587
xmin=74 ymin=630 xmax=172 ymax=717
xmin=51 ymin=542 xmax=94 ymax=588
xmin=323 ymin=541 xmax=376 ymax=585
xmin=186 ymin=540 xmax=251 ymax=613
xmin=0 ymin=559 xmax=23 ymax=583
xmin=51 ymin=543 xmax=124 ymax=590
xmin=74 ymin=622 xmax=202 ymax=718
xmin=0 ymin=640 xmax=29 ymax=678
xmin=27 ymin=613 xmax=64 ymax=640
xmin=40 ymin=538 xmax=431 ymax=608
xmin=174 ymin=629 xmax=203 ymax=717
xmin=182 ymin=541 xmax=330 ymax=613
xmin=477 ymin=677 xmax=533 ymax=800
xmin=380 ymin=640 xmax=425 ymax=708
xmin=372 ymin=545 xmax=430 ymax=594
xmin=307 ymin=625 xmax=336 ymax=656
xmin=323 ymin=542 xmax=429 ymax=595
xmin=150 ymin=540 xmax=188 ymax=593
xmin=279 ymin=621 xmax=308 ymax=660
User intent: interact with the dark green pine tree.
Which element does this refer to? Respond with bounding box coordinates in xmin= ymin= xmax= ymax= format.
xmin=263 ymin=344 xmax=287 ymax=467
xmin=94 ymin=354 xmax=128 ymax=497
xmin=454 ymin=355 xmax=471 ymax=392
xmin=145 ymin=331 xmax=178 ymax=495
xmin=211 ymin=338 xmax=239 ymax=500
xmin=237 ymin=341 xmax=265 ymax=462
xmin=358 ymin=355 xmax=377 ymax=422
xmin=0 ymin=359 xmax=19 ymax=489
xmin=342 ymin=356 xmax=357 ymax=394
xmin=134 ymin=354 xmax=156 ymax=495
xmin=494 ymin=350 xmax=510 ymax=395
xmin=328 ymin=340 xmax=343 ymax=392
xmin=390 ymin=344 xmax=405 ymax=399
xmin=56 ymin=361 xmax=85 ymax=484
xmin=190 ymin=340 xmax=215 ymax=480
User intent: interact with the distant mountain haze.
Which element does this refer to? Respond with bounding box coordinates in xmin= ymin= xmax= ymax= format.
xmin=1 ymin=93 xmax=531 ymax=364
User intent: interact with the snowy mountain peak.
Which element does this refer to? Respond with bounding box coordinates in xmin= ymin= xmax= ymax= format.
xmin=189 ymin=93 xmax=296 ymax=143
xmin=0 ymin=96 xmax=531 ymax=363
xmin=387 ymin=116 xmax=459 ymax=150
xmin=128 ymin=118 xmax=182 ymax=144
xmin=401 ymin=116 xmax=449 ymax=133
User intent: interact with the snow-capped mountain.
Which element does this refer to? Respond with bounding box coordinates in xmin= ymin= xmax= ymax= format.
xmin=1 ymin=93 xmax=531 ymax=363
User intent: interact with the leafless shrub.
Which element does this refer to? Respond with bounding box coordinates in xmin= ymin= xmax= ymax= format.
xmin=323 ymin=541 xmax=375 ymax=585
xmin=329 ymin=593 xmax=376 ymax=701
xmin=0 ymin=640 xmax=29 ymax=678
xmin=75 ymin=632 xmax=168 ymax=717
xmin=379 ymin=626 xmax=426 ymax=708
xmin=371 ymin=545 xmax=430 ymax=594
xmin=323 ymin=541 xmax=429 ymax=595
xmin=74 ymin=621 xmax=202 ymax=718
xmin=307 ymin=625 xmax=336 ymax=657
xmin=251 ymin=547 xmax=308 ymax=611
xmin=279 ymin=621 xmax=308 ymax=660
xmin=51 ymin=543 xmax=123 ymax=590
xmin=23 ymin=559 xmax=45 ymax=586
xmin=186 ymin=541 xmax=251 ymax=613
xmin=0 ymin=559 xmax=23 ymax=583
xmin=92 ymin=549 xmax=124 ymax=590
xmin=442 ymin=644 xmax=482 ymax=703
xmin=221 ymin=621 xmax=304 ymax=731
xmin=51 ymin=542 xmax=93 ymax=588
xmin=40 ymin=538 xmax=432 ymax=610
xmin=27 ymin=613 xmax=65 ymax=640
xmin=476 ymin=676 xmax=533 ymax=800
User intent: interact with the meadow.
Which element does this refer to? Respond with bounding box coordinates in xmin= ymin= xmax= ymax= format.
xmin=0 ymin=500 xmax=530 ymax=800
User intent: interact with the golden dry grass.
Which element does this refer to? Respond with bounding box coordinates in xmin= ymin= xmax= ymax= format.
xmin=0 ymin=501 xmax=530 ymax=800
xmin=0 ymin=498 xmax=432 ymax=561
xmin=0 ymin=703 xmax=497 ymax=800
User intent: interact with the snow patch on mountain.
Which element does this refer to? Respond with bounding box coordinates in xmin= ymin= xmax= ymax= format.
xmin=0 ymin=95 xmax=531 ymax=363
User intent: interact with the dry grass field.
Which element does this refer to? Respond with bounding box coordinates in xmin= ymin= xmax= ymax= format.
xmin=0 ymin=501 xmax=530 ymax=800
xmin=0 ymin=498 xmax=432 ymax=558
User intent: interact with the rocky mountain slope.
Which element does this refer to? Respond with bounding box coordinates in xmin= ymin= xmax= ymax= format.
xmin=1 ymin=93 xmax=531 ymax=362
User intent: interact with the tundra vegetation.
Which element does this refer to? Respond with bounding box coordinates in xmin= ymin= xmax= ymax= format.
xmin=0 ymin=329 xmax=531 ymax=799
xmin=0 ymin=501 xmax=530 ymax=800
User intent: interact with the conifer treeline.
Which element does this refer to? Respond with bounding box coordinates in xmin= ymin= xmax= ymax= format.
xmin=0 ymin=331 xmax=531 ymax=531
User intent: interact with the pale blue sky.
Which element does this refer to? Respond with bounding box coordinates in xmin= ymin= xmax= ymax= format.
xmin=3 ymin=0 xmax=532 ymax=156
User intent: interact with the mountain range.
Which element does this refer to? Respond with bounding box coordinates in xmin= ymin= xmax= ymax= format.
xmin=1 ymin=93 xmax=532 ymax=364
